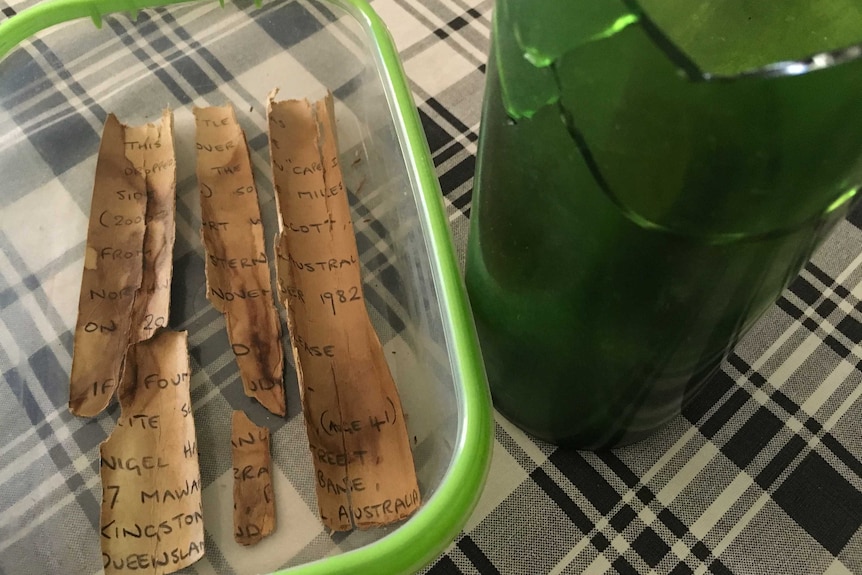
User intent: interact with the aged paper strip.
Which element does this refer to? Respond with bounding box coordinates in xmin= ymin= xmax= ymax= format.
xmin=100 ymin=330 xmax=204 ymax=574
xmin=232 ymin=410 xmax=276 ymax=545
xmin=70 ymin=111 xmax=176 ymax=417
xmin=194 ymin=105 xmax=286 ymax=416
xmin=127 ymin=110 xmax=176 ymax=345
xmin=268 ymin=93 xmax=420 ymax=530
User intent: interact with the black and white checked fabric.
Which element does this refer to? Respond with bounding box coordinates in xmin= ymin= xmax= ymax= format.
xmin=1 ymin=0 xmax=862 ymax=574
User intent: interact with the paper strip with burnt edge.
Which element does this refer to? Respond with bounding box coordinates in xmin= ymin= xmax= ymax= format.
xmin=232 ymin=410 xmax=276 ymax=545
xmin=99 ymin=330 xmax=204 ymax=575
xmin=193 ymin=105 xmax=286 ymax=416
xmin=267 ymin=92 xmax=420 ymax=531
xmin=70 ymin=111 xmax=176 ymax=417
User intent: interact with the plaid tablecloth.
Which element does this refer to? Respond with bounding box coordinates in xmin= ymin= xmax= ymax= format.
xmin=2 ymin=0 xmax=862 ymax=574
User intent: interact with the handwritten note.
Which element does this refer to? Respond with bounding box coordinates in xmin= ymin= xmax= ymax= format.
xmin=126 ymin=110 xmax=176 ymax=345
xmin=100 ymin=330 xmax=204 ymax=574
xmin=194 ymin=105 xmax=286 ymax=416
xmin=231 ymin=411 xmax=276 ymax=545
xmin=70 ymin=111 xmax=176 ymax=417
xmin=267 ymin=92 xmax=420 ymax=530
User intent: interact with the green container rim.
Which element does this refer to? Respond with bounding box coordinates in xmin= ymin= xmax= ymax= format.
xmin=0 ymin=1 xmax=494 ymax=574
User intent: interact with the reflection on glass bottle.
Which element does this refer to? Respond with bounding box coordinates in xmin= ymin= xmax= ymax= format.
xmin=466 ymin=0 xmax=862 ymax=448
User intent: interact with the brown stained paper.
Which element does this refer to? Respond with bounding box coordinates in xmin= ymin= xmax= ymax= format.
xmin=231 ymin=411 xmax=276 ymax=545
xmin=100 ymin=330 xmax=204 ymax=574
xmin=267 ymin=92 xmax=420 ymax=530
xmin=194 ymin=105 xmax=286 ymax=416
xmin=127 ymin=110 xmax=176 ymax=344
xmin=69 ymin=115 xmax=143 ymax=417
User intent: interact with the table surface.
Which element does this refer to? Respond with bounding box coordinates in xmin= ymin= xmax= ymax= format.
xmin=2 ymin=0 xmax=862 ymax=574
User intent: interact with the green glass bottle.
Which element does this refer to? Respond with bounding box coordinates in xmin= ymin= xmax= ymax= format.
xmin=466 ymin=0 xmax=862 ymax=448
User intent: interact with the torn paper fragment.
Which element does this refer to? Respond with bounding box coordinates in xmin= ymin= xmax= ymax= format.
xmin=267 ymin=92 xmax=420 ymax=531
xmin=99 ymin=330 xmax=204 ymax=575
xmin=232 ymin=410 xmax=276 ymax=545
xmin=127 ymin=109 xmax=176 ymax=345
xmin=70 ymin=111 xmax=176 ymax=417
xmin=193 ymin=105 xmax=286 ymax=416
xmin=70 ymin=114 xmax=148 ymax=417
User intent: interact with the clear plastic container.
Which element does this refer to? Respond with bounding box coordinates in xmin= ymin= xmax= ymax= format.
xmin=0 ymin=1 xmax=493 ymax=573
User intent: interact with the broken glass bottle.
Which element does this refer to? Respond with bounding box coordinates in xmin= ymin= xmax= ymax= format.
xmin=466 ymin=0 xmax=862 ymax=448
